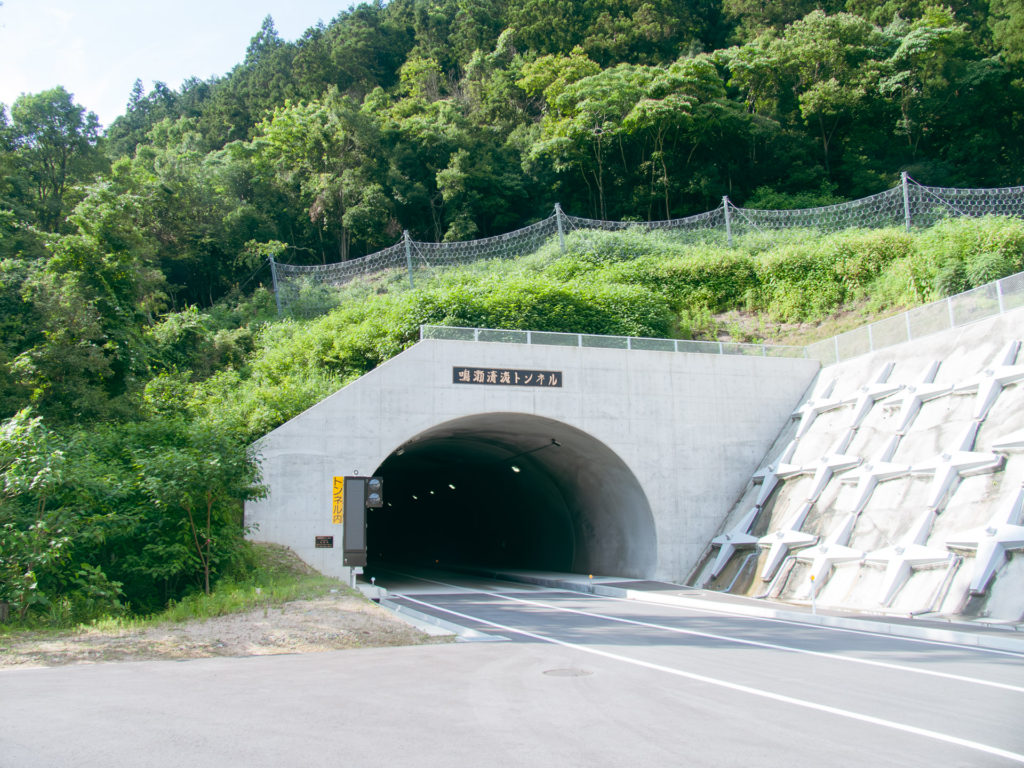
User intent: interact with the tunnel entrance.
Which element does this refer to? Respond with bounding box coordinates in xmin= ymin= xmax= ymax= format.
xmin=366 ymin=413 xmax=657 ymax=578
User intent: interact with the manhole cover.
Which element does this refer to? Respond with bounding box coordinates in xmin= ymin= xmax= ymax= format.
xmin=543 ymin=668 xmax=592 ymax=677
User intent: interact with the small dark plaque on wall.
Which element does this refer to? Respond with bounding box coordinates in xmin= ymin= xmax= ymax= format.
xmin=453 ymin=366 xmax=563 ymax=387
xmin=315 ymin=535 xmax=334 ymax=549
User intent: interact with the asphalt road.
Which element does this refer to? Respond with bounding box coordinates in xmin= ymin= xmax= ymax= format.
xmin=2 ymin=569 xmax=1022 ymax=767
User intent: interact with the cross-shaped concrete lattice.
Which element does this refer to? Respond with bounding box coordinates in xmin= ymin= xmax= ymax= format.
xmin=945 ymin=484 xmax=1024 ymax=595
xmin=883 ymin=360 xmax=951 ymax=435
xmin=844 ymin=362 xmax=903 ymax=430
xmin=709 ymin=506 xmax=760 ymax=579
xmin=910 ymin=422 xmax=1004 ymax=511
xmin=758 ymin=502 xmax=817 ymax=581
xmin=794 ymin=511 xmax=864 ymax=587
xmin=838 ymin=435 xmax=912 ymax=515
xmin=792 ymin=379 xmax=856 ymax=439
xmin=865 ymin=509 xmax=952 ymax=606
xmin=953 ymin=339 xmax=1024 ymax=422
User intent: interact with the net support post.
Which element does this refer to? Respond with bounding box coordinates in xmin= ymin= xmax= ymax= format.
xmin=901 ymin=171 xmax=912 ymax=232
xmin=555 ymin=203 xmax=567 ymax=254
xmin=404 ymin=230 xmax=415 ymax=289
xmin=723 ymin=196 xmax=733 ymax=248
xmin=268 ymin=255 xmax=282 ymax=316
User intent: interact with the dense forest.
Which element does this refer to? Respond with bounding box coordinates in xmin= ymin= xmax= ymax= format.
xmin=2 ymin=0 xmax=1024 ymax=624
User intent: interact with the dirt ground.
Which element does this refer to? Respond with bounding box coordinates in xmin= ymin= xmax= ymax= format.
xmin=0 ymin=593 xmax=443 ymax=669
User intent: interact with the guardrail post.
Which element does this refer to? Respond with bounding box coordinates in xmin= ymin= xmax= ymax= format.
xmin=404 ymin=230 xmax=415 ymax=289
xmin=997 ymin=279 xmax=1006 ymax=314
xmin=947 ymin=297 xmax=956 ymax=328
xmin=555 ymin=203 xmax=567 ymax=254
xmin=901 ymin=171 xmax=912 ymax=232
xmin=723 ymin=196 xmax=733 ymax=248
xmin=268 ymin=256 xmax=282 ymax=315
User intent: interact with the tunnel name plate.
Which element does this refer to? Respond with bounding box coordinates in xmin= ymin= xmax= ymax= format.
xmin=315 ymin=536 xmax=334 ymax=548
xmin=453 ymin=367 xmax=562 ymax=387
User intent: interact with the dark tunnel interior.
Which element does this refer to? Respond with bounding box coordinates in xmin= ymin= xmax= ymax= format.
xmin=364 ymin=413 xmax=658 ymax=579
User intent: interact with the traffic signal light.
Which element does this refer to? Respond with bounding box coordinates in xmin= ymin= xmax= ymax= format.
xmin=365 ymin=476 xmax=384 ymax=508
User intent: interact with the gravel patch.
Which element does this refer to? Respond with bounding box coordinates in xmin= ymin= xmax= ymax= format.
xmin=0 ymin=593 xmax=443 ymax=669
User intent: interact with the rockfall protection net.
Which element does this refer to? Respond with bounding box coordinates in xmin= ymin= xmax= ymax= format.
xmin=270 ymin=176 xmax=1024 ymax=317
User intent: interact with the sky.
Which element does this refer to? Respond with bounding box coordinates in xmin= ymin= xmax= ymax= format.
xmin=0 ymin=1 xmax=357 ymax=129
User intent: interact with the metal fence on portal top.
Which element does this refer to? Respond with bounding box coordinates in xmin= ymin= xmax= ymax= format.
xmin=804 ymin=270 xmax=1024 ymax=365
xmin=269 ymin=174 xmax=1024 ymax=317
xmin=421 ymin=269 xmax=1024 ymax=367
xmin=418 ymin=325 xmax=807 ymax=358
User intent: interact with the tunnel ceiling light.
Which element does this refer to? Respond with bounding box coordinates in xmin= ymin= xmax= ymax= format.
xmin=412 ymin=494 xmax=418 ymax=500
xmin=429 ymin=490 xmax=435 ymax=495
xmin=510 ymin=465 xmax=521 ymax=473
xmin=448 ymin=483 xmax=456 ymax=490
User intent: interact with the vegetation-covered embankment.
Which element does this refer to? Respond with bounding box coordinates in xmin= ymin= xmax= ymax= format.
xmin=3 ymin=216 xmax=1024 ymax=629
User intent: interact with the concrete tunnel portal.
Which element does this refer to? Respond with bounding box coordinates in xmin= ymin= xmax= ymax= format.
xmin=366 ymin=413 xmax=658 ymax=579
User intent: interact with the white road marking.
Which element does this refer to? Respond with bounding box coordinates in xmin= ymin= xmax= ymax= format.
xmin=389 ymin=571 xmax=1024 ymax=694
xmin=612 ymin=589 xmax=1024 ymax=659
xmin=470 ymin=571 xmax=1024 ymax=658
xmin=398 ymin=593 xmax=1024 ymax=766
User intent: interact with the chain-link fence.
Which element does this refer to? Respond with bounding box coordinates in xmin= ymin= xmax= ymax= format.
xmin=804 ymin=272 xmax=1024 ymax=365
xmin=419 ymin=325 xmax=806 ymax=357
xmin=271 ymin=175 xmax=1024 ymax=316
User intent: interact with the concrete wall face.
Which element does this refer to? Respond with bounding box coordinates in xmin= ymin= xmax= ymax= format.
xmin=245 ymin=340 xmax=820 ymax=581
xmin=693 ymin=308 xmax=1024 ymax=621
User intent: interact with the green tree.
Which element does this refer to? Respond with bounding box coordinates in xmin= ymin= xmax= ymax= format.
xmin=132 ymin=418 xmax=264 ymax=595
xmin=0 ymin=409 xmax=69 ymax=620
xmin=726 ymin=12 xmax=888 ymax=180
xmin=529 ymin=63 xmax=657 ymax=218
xmin=8 ymin=87 xmax=106 ymax=232
xmin=990 ymin=0 xmax=1024 ymax=63
xmin=253 ymin=91 xmax=394 ymax=260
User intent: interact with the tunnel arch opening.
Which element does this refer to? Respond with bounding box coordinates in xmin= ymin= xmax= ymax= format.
xmin=366 ymin=413 xmax=657 ymax=578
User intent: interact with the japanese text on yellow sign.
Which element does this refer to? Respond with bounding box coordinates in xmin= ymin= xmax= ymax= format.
xmin=332 ymin=476 xmax=345 ymax=524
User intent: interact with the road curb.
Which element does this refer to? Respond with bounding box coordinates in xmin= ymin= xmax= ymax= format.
xmin=474 ymin=570 xmax=1024 ymax=654
xmin=379 ymin=598 xmax=508 ymax=642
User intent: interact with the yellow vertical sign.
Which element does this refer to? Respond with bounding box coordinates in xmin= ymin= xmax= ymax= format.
xmin=332 ymin=476 xmax=345 ymax=524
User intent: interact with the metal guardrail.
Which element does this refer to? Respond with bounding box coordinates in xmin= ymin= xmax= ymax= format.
xmin=421 ymin=270 xmax=1024 ymax=365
